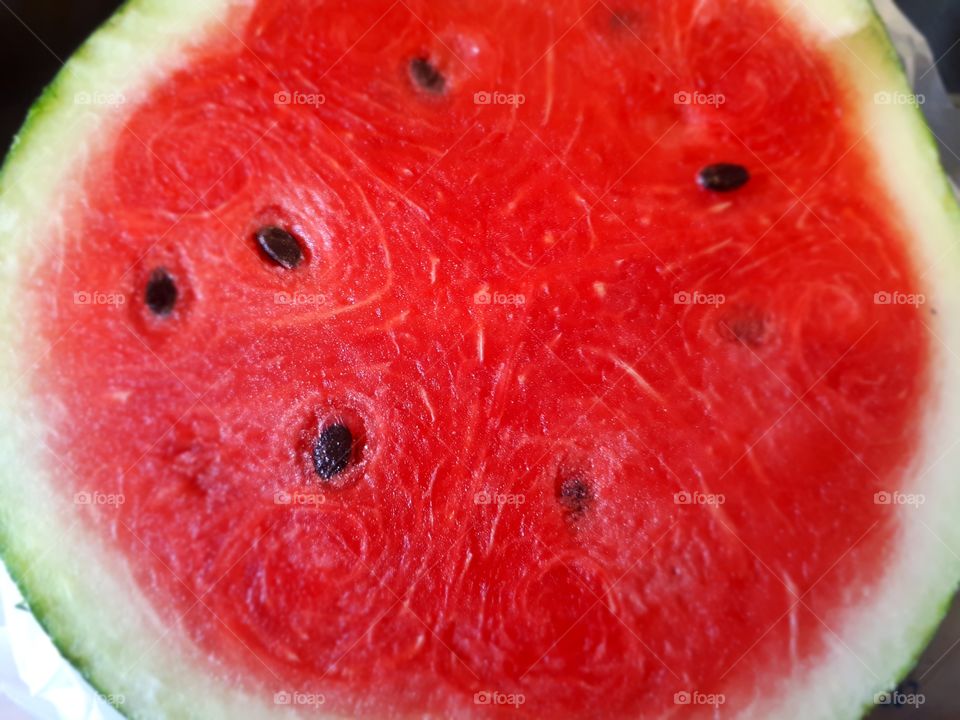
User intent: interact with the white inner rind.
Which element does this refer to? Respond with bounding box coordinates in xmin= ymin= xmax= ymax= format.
xmin=0 ymin=1 xmax=958 ymax=719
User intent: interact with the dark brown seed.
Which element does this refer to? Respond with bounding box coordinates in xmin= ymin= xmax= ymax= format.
xmin=720 ymin=309 xmax=766 ymax=347
xmin=409 ymin=57 xmax=446 ymax=94
xmin=145 ymin=268 xmax=177 ymax=316
xmin=255 ymin=226 xmax=304 ymax=269
xmin=557 ymin=475 xmax=592 ymax=516
xmin=313 ymin=423 xmax=353 ymax=480
xmin=697 ymin=163 xmax=750 ymax=192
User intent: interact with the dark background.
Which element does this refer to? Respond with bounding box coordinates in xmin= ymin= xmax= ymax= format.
xmin=0 ymin=1 xmax=957 ymax=718
xmin=909 ymin=0 xmax=960 ymax=91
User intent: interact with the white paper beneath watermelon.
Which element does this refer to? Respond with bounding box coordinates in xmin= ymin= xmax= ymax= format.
xmin=0 ymin=568 xmax=121 ymax=720
xmin=2 ymin=4 xmax=960 ymax=719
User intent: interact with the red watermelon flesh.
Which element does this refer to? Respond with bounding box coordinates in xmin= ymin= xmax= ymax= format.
xmin=17 ymin=0 xmax=940 ymax=717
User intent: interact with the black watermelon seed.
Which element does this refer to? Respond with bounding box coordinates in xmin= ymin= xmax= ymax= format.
xmin=697 ymin=163 xmax=750 ymax=192
xmin=145 ymin=268 xmax=177 ymax=316
xmin=409 ymin=57 xmax=446 ymax=94
xmin=255 ymin=226 xmax=304 ymax=269
xmin=313 ymin=423 xmax=353 ymax=480
xmin=557 ymin=475 xmax=592 ymax=516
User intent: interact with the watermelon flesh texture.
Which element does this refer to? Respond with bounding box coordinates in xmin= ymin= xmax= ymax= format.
xmin=7 ymin=0 xmax=949 ymax=717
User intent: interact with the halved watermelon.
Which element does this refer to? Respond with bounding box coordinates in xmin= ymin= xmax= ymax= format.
xmin=1 ymin=0 xmax=960 ymax=718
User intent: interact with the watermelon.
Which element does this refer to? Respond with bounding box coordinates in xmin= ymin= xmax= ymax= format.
xmin=1 ymin=0 xmax=959 ymax=717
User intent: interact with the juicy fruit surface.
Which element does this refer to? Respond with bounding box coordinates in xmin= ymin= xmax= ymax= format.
xmin=29 ymin=0 xmax=931 ymax=717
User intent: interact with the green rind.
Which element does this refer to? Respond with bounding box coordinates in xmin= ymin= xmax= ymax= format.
xmin=762 ymin=1 xmax=960 ymax=716
xmin=3 ymin=563 xmax=134 ymax=718
xmin=845 ymin=7 xmax=960 ymax=713
xmin=0 ymin=4 xmax=172 ymax=716
xmin=0 ymin=0 xmax=138 ymax=191
xmin=860 ymin=32 xmax=960 ymax=708
xmin=0 ymin=1 xmax=301 ymax=718
xmin=0 ymin=10 xmax=139 ymax=712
